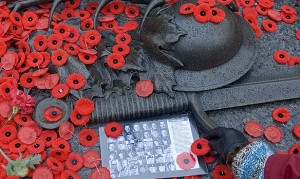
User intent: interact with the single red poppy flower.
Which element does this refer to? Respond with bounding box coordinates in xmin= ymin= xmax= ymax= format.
xmin=64 ymin=43 xmax=80 ymax=56
xmin=32 ymin=34 xmax=48 ymax=52
xmin=47 ymin=34 xmax=63 ymax=50
xmin=193 ymin=4 xmax=212 ymax=23
xmin=26 ymin=51 xmax=44 ymax=67
xmin=112 ymin=43 xmax=130 ymax=56
xmin=0 ymin=41 xmax=7 ymax=57
xmin=80 ymin=18 xmax=94 ymax=30
xmin=51 ymin=49 xmax=68 ymax=66
xmin=9 ymin=24 xmax=23 ymax=35
xmin=2 ymin=70 xmax=19 ymax=81
xmin=78 ymin=34 xmax=94 ymax=49
xmin=79 ymin=128 xmax=98 ymax=147
xmin=17 ymin=41 xmax=30 ymax=56
xmin=240 ymin=0 xmax=254 ymax=8
xmin=40 ymin=130 xmax=57 ymax=147
xmin=244 ymin=14 xmax=258 ymax=25
xmin=296 ymin=30 xmax=300 ymax=40
xmin=176 ymin=152 xmax=196 ymax=170
xmin=106 ymin=53 xmax=125 ymax=70
xmin=242 ymin=7 xmax=258 ymax=17
xmin=66 ymin=73 xmax=86 ymax=90
xmin=86 ymin=2 xmax=99 ymax=14
xmin=210 ymin=8 xmax=225 ymax=23
xmin=288 ymin=57 xmax=300 ymax=66
xmin=82 ymin=150 xmax=101 ymax=168
xmin=257 ymin=0 xmax=273 ymax=9
xmin=34 ymin=73 xmax=60 ymax=89
xmin=212 ymin=164 xmax=233 ymax=179
xmin=53 ymin=23 xmax=71 ymax=38
xmin=51 ymin=83 xmax=70 ymax=99
xmin=198 ymin=0 xmax=216 ymax=7
xmin=8 ymin=139 xmax=27 ymax=153
xmin=288 ymin=144 xmax=300 ymax=154
xmin=102 ymin=20 xmax=118 ymax=30
xmin=59 ymin=121 xmax=74 ymax=140
xmin=50 ymin=148 xmax=69 ymax=161
xmin=61 ymin=8 xmax=75 ymax=20
xmin=24 ymin=121 xmax=42 ymax=137
xmin=179 ymin=3 xmax=196 ymax=15
xmin=244 ymin=120 xmax=263 ymax=137
xmin=135 ymin=79 xmax=154 ymax=97
xmin=65 ymin=0 xmax=80 ymax=9
xmin=78 ymin=53 xmax=97 ymax=65
xmin=52 ymin=138 xmax=71 ymax=152
xmin=280 ymin=12 xmax=297 ymax=24
xmin=262 ymin=19 xmax=277 ymax=33
xmin=125 ymin=4 xmax=140 ymax=18
xmin=19 ymin=72 xmax=35 ymax=88
xmin=0 ymin=82 xmax=15 ymax=99
xmin=264 ymin=125 xmax=283 ymax=143
xmin=90 ymin=167 xmax=111 ymax=179
xmin=293 ymin=124 xmax=300 ymax=139
xmin=46 ymin=157 xmax=64 ymax=174
xmin=43 ymin=106 xmax=63 ymax=122
xmin=272 ymin=107 xmax=290 ymax=123
xmin=124 ymin=20 xmax=139 ymax=31
xmin=17 ymin=126 xmax=37 ymax=144
xmin=115 ymin=33 xmax=132 ymax=44
xmin=203 ymin=151 xmax=216 ymax=164
xmin=74 ymin=10 xmax=91 ymax=21
xmin=215 ymin=0 xmax=232 ymax=5
xmin=273 ymin=50 xmax=290 ymax=64
xmin=83 ymin=30 xmax=101 ymax=46
xmin=281 ymin=5 xmax=296 ymax=15
xmin=104 ymin=122 xmax=123 ymax=138
xmin=40 ymin=52 xmax=51 ymax=68
xmin=70 ymin=109 xmax=90 ymax=126
xmin=9 ymin=12 xmax=22 ymax=26
xmin=255 ymin=5 xmax=268 ymax=16
xmin=22 ymin=11 xmax=38 ymax=27
xmin=13 ymin=114 xmax=33 ymax=126
xmin=65 ymin=26 xmax=80 ymax=43
xmin=61 ymin=170 xmax=80 ymax=179
xmin=74 ymin=98 xmax=94 ymax=115
xmin=267 ymin=9 xmax=282 ymax=22
xmin=65 ymin=152 xmax=84 ymax=171
xmin=27 ymin=138 xmax=45 ymax=154
xmin=191 ymin=138 xmax=211 ymax=156
xmin=109 ymin=1 xmax=125 ymax=15
xmin=33 ymin=166 xmax=53 ymax=179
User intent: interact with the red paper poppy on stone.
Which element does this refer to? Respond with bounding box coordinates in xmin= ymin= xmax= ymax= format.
xmin=43 ymin=106 xmax=63 ymax=122
xmin=0 ymin=125 xmax=17 ymax=143
xmin=176 ymin=152 xmax=196 ymax=170
xmin=64 ymin=43 xmax=80 ymax=56
xmin=26 ymin=51 xmax=44 ymax=67
xmin=112 ymin=43 xmax=130 ymax=56
xmin=240 ymin=0 xmax=254 ymax=8
xmin=115 ymin=33 xmax=132 ymax=44
xmin=293 ymin=124 xmax=300 ymax=139
xmin=20 ymin=72 xmax=35 ymax=88
xmin=210 ymin=8 xmax=225 ymax=23
xmin=124 ymin=20 xmax=139 ymax=31
xmin=288 ymin=57 xmax=300 ymax=66
xmin=216 ymin=0 xmax=232 ymax=5
xmin=0 ymin=82 xmax=15 ymax=99
xmin=267 ymin=9 xmax=282 ymax=22
xmin=74 ymin=10 xmax=91 ymax=21
xmin=193 ymin=4 xmax=212 ymax=23
xmin=33 ymin=34 xmax=48 ymax=52
xmin=40 ymin=52 xmax=51 ymax=68
xmin=82 ymin=150 xmax=101 ymax=168
xmin=79 ymin=128 xmax=98 ymax=147
xmin=104 ymin=122 xmax=123 ymax=138
xmin=281 ymin=5 xmax=296 ymax=15
xmin=27 ymin=138 xmax=45 ymax=154
xmin=198 ymin=0 xmax=216 ymax=7
xmin=272 ymin=107 xmax=290 ymax=123
xmin=13 ymin=114 xmax=33 ymax=126
xmin=18 ymin=41 xmax=31 ymax=56
xmin=262 ymin=19 xmax=277 ymax=33
xmin=51 ymin=49 xmax=68 ymax=66
xmin=203 ymin=151 xmax=216 ymax=164
xmin=70 ymin=109 xmax=90 ymax=126
xmin=46 ymin=156 xmax=64 ymax=174
xmin=288 ymin=143 xmax=300 ymax=154
xmin=40 ymin=130 xmax=57 ymax=147
xmin=191 ymin=138 xmax=211 ymax=156
xmin=81 ymin=18 xmax=94 ymax=30
xmin=83 ymin=30 xmax=101 ymax=46
xmin=78 ymin=34 xmax=94 ymax=49
xmin=135 ymin=79 xmax=154 ymax=97
xmin=78 ymin=53 xmax=97 ymax=65
xmin=86 ymin=2 xmax=99 ymax=14
xmin=9 ymin=139 xmax=27 ymax=153
xmin=242 ymin=7 xmax=258 ymax=18
xmin=22 ymin=11 xmax=38 ymax=27
xmin=47 ymin=34 xmax=64 ymax=50
xmin=273 ymin=50 xmax=290 ymax=64
xmin=244 ymin=14 xmax=258 ymax=26
xmin=59 ymin=121 xmax=74 ymax=140
xmin=53 ymin=23 xmax=71 ymax=38
xmin=52 ymin=138 xmax=71 ymax=152
xmin=109 ymin=1 xmax=125 ymax=15
xmin=65 ymin=26 xmax=80 ymax=43
xmin=34 ymin=73 xmax=60 ymax=89
xmin=9 ymin=24 xmax=23 ymax=35
xmin=280 ymin=12 xmax=296 ymax=24
xmin=74 ymin=98 xmax=94 ymax=115
xmin=17 ymin=126 xmax=37 ymax=144
xmin=212 ymin=164 xmax=233 ymax=179
xmin=9 ymin=12 xmax=23 ymax=26
xmin=179 ymin=3 xmax=196 ymax=15
xmin=65 ymin=0 xmax=80 ymax=9
xmin=50 ymin=148 xmax=69 ymax=161
xmin=106 ymin=53 xmax=125 ymax=70
xmin=255 ymin=5 xmax=268 ymax=16
xmin=113 ymin=25 xmax=130 ymax=34
xmin=258 ymin=0 xmax=273 ymax=9
xmin=90 ymin=167 xmax=111 ymax=179
xmin=125 ymin=4 xmax=140 ymax=18
xmin=51 ymin=83 xmax=70 ymax=99
xmin=33 ymin=166 xmax=53 ymax=179
xmin=65 ymin=152 xmax=84 ymax=171
xmin=244 ymin=120 xmax=263 ymax=137
xmin=66 ymin=73 xmax=86 ymax=89
xmin=102 ymin=20 xmax=118 ymax=30
xmin=2 ymin=70 xmax=19 ymax=81
xmin=264 ymin=125 xmax=283 ymax=143
xmin=61 ymin=8 xmax=75 ymax=20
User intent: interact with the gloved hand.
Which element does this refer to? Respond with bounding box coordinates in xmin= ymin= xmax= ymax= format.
xmin=202 ymin=127 xmax=248 ymax=161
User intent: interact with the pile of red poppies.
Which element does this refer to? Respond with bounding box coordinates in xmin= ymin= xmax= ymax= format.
xmin=273 ymin=50 xmax=300 ymax=66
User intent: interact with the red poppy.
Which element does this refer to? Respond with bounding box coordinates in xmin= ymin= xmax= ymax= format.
xmin=90 ymin=167 xmax=111 ymax=179
xmin=61 ymin=8 xmax=75 ymax=20
xmin=124 ymin=20 xmax=139 ymax=31
xmin=273 ymin=50 xmax=290 ymax=64
xmin=9 ymin=24 xmax=23 ymax=35
xmin=9 ymin=139 xmax=27 ymax=153
xmin=20 ymin=72 xmax=35 ymax=88
xmin=66 ymin=73 xmax=86 ymax=89
xmin=115 ymin=33 xmax=132 ymax=44
xmin=0 ymin=77 xmax=18 ymax=88
xmin=50 ymin=148 xmax=69 ymax=161
xmin=104 ymin=122 xmax=123 ymax=138
xmin=124 ymin=4 xmax=140 ymax=18
xmin=9 ymin=12 xmax=22 ymax=26
xmin=193 ymin=4 xmax=212 ymax=23
xmin=61 ymin=170 xmax=80 ymax=179
xmin=0 ymin=125 xmax=17 ymax=143
xmin=70 ymin=109 xmax=90 ymax=126
xmin=198 ymin=0 xmax=215 ymax=7
xmin=32 ymin=34 xmax=48 ymax=52
xmin=210 ymin=8 xmax=225 ymax=23
xmin=82 ymin=150 xmax=101 ymax=168
xmin=79 ymin=48 xmax=97 ymax=55
xmin=179 ymin=3 xmax=196 ymax=15
xmin=264 ymin=125 xmax=283 ymax=143
xmin=113 ymin=25 xmax=129 ymax=34
xmin=74 ymin=10 xmax=91 ymax=21
xmin=81 ymin=18 xmax=94 ymax=30
xmin=86 ymin=2 xmax=99 ymax=14
xmin=293 ymin=124 xmax=300 ymax=139
xmin=34 ymin=73 xmax=60 ymax=90
xmin=240 ymin=0 xmax=254 ymax=8
xmin=176 ymin=152 xmax=196 ymax=170
xmin=203 ymin=151 xmax=216 ymax=164
xmin=43 ymin=106 xmax=63 ymax=122
xmin=0 ymin=82 xmax=15 ymax=99
xmin=17 ymin=41 xmax=30 ymax=56
xmin=109 ymin=1 xmax=125 ymax=15
xmin=13 ymin=114 xmax=33 ymax=126
xmin=106 ymin=53 xmax=125 ymax=70
xmin=40 ymin=52 xmax=51 ymax=68
xmin=112 ymin=43 xmax=130 ymax=56
xmin=1 ymin=52 xmax=17 ymax=70
xmin=52 ymin=138 xmax=71 ymax=152
xmin=23 ymin=121 xmax=42 ymax=137
xmin=27 ymin=138 xmax=45 ymax=154
xmin=99 ymin=14 xmax=115 ymax=22
xmin=242 ymin=7 xmax=258 ymax=17
xmin=59 ymin=121 xmax=74 ymax=140
xmin=65 ymin=0 xmax=80 ymax=9
xmin=0 ymin=41 xmax=7 ymax=57
xmin=33 ymin=166 xmax=53 ymax=179
xmin=46 ymin=157 xmax=64 ymax=174
xmin=22 ymin=11 xmax=38 ymax=27
xmin=267 ymin=9 xmax=282 ymax=22
xmin=65 ymin=152 xmax=84 ymax=171
xmin=79 ymin=128 xmax=98 ymax=147
xmin=288 ymin=144 xmax=300 ymax=154
xmin=244 ymin=14 xmax=258 ymax=25
xmin=32 ymin=68 xmax=49 ymax=77
xmin=191 ymin=138 xmax=211 ymax=156
xmin=244 ymin=120 xmax=263 ymax=138
xmin=262 ymin=19 xmax=277 ymax=33
xmin=215 ymin=0 xmax=232 ymax=5
xmin=102 ymin=20 xmax=118 ymax=30
xmin=74 ymin=98 xmax=94 ymax=116
xmin=47 ymin=34 xmax=64 ymax=50
xmin=65 ymin=26 xmax=80 ymax=43
xmin=15 ymin=52 xmax=25 ymax=68
xmin=212 ymin=164 xmax=233 ymax=179
xmin=135 ymin=79 xmax=154 ymax=97
xmin=40 ymin=130 xmax=57 ymax=147
xmin=17 ymin=126 xmax=37 ymax=144
xmin=101 ymin=4 xmax=113 ymax=15
xmin=288 ymin=57 xmax=300 ymax=66
xmin=78 ymin=34 xmax=94 ymax=49
xmin=281 ymin=5 xmax=295 ymax=14
xmin=83 ymin=30 xmax=101 ymax=46
xmin=64 ymin=43 xmax=80 ymax=56
xmin=53 ymin=23 xmax=71 ymax=38
xmin=2 ymin=70 xmax=19 ymax=81
xmin=51 ymin=49 xmax=68 ymax=66
xmin=280 ymin=12 xmax=297 ymax=24
xmin=272 ymin=107 xmax=290 ymax=123
xmin=51 ymin=83 xmax=70 ymax=99
xmin=257 ymin=0 xmax=273 ymax=9
xmin=78 ymin=53 xmax=97 ymax=65
xmin=255 ymin=5 xmax=268 ymax=16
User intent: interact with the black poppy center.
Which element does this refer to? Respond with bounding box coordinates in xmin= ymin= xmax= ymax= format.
xmin=22 ymin=47 xmax=26 ymax=52
xmin=22 ymin=117 xmax=27 ymax=122
xmin=111 ymin=127 xmax=117 ymax=132
xmin=60 ymin=29 xmax=65 ymax=33
xmin=28 ymin=17 xmax=33 ymax=21
xmin=51 ymin=111 xmax=57 ymax=116
xmin=84 ymin=55 xmax=90 ymax=60
xmin=118 ymin=47 xmax=123 ymax=52
xmin=92 ymin=7 xmax=96 ymax=10
xmin=185 ymin=7 xmax=190 ymax=11
xmin=69 ymin=46 xmax=74 ymax=50
xmin=85 ymin=23 xmax=90 ymax=28
xmin=57 ymin=56 xmax=62 ymax=61
xmin=261 ymin=8 xmax=265 ymax=11
xmin=114 ymin=5 xmax=119 ymax=9
xmin=69 ymin=176 xmax=73 ymax=179
xmin=5 ymin=131 xmax=11 ymax=137
xmin=212 ymin=10 xmax=217 ymax=16
xmin=33 ymin=58 xmax=38 ymax=63
xmin=67 ymin=14 xmax=72 ymax=18
xmin=197 ymin=144 xmax=202 ymax=149
xmin=53 ymin=162 xmax=58 ymax=167
xmin=13 ymin=26 xmax=17 ymax=30
xmin=70 ymin=0 xmax=75 ymax=4
xmin=130 ymin=9 xmax=135 ymax=14
xmin=69 ymin=33 xmax=74 ymax=38
xmin=72 ymin=159 xmax=78 ymax=165
xmin=5 ymin=88 xmax=10 ymax=93
xmin=278 ymin=113 xmax=283 ymax=118
xmin=59 ymin=144 xmax=65 ymax=149
xmin=46 ymin=137 xmax=52 ymax=141
xmin=183 ymin=158 xmax=190 ymax=164
xmin=245 ymin=0 xmax=249 ymax=4
xmin=108 ymin=24 xmax=113 ymax=28
xmin=39 ymin=41 xmax=44 ymax=46
xmin=27 ymin=78 xmax=32 ymax=83
xmin=52 ymin=40 xmax=57 ymax=45
xmin=73 ymin=79 xmax=79 ymax=84
xmin=293 ymin=148 xmax=299 ymax=154
xmin=76 ymin=114 xmax=82 ymax=119
xmin=200 ymin=11 xmax=206 ymax=16
xmin=268 ymin=24 xmax=272 ymax=28
xmin=15 ymin=17 xmax=20 ymax=21
xmin=86 ymin=135 xmax=93 ymax=141
xmin=113 ymin=59 xmax=118 ymax=64
xmin=34 ymin=144 xmax=40 ymax=148
xmin=21 ymin=64 xmax=26 ymax=68
xmin=15 ymin=143 xmax=21 ymax=148
xmin=219 ymin=170 xmax=226 ymax=176
xmin=80 ymin=13 xmax=85 ymax=17
xmin=56 ymin=152 xmax=61 ymax=155
xmin=90 ymin=36 xmax=95 ymax=40
xmin=121 ymin=37 xmax=126 ymax=41
xmin=279 ymin=54 xmax=284 ymax=58
xmin=286 ymin=15 xmax=290 ymax=19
